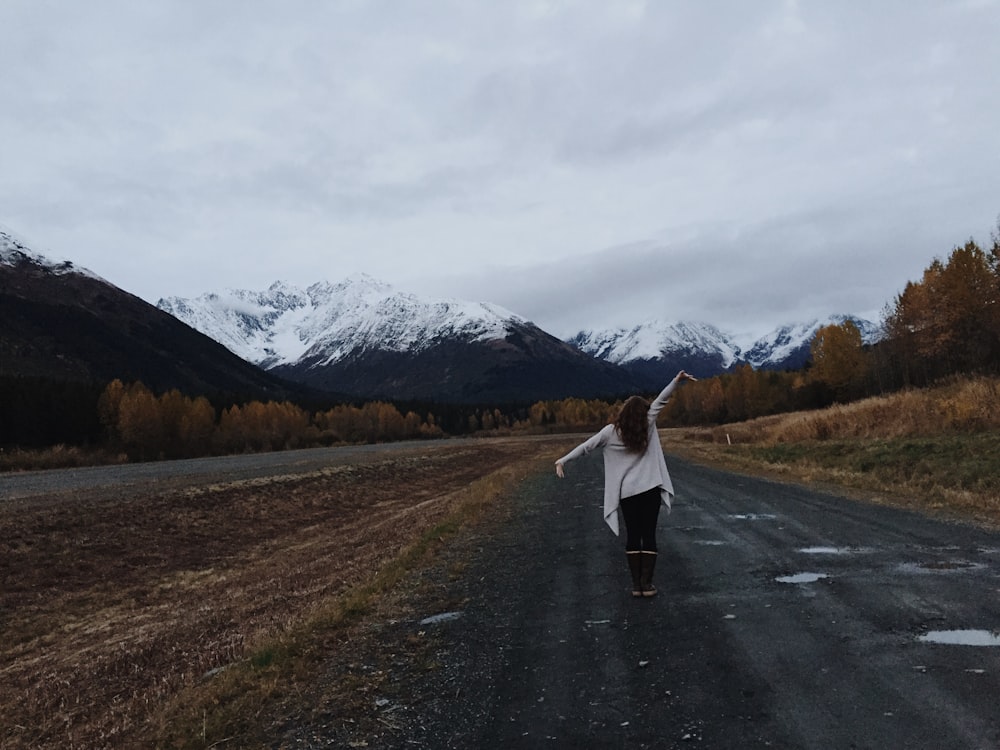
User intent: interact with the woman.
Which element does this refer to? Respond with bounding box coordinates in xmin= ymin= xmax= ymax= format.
xmin=555 ymin=370 xmax=697 ymax=598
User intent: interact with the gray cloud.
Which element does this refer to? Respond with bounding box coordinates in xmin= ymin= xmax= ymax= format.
xmin=1 ymin=0 xmax=998 ymax=338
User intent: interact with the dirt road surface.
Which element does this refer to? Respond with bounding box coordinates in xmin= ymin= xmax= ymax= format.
xmin=284 ymin=449 xmax=1000 ymax=749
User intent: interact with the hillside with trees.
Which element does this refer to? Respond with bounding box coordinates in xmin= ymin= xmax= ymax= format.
xmin=667 ymin=222 xmax=1000 ymax=426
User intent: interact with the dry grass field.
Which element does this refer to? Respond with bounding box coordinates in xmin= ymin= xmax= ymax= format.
xmin=0 ymin=437 xmax=563 ymax=749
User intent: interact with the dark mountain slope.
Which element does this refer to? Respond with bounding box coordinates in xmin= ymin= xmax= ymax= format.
xmin=0 ymin=237 xmax=299 ymax=400
xmin=272 ymin=320 xmax=639 ymax=403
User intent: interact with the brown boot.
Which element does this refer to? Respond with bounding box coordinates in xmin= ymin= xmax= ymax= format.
xmin=640 ymin=552 xmax=657 ymax=597
xmin=626 ymin=552 xmax=643 ymax=597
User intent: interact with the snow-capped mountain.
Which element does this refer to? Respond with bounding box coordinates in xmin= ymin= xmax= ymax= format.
xmin=0 ymin=228 xmax=299 ymax=398
xmin=159 ymin=272 xmax=882 ymax=400
xmin=159 ymin=277 xmax=637 ymax=402
xmin=158 ymin=275 xmax=528 ymax=370
xmin=568 ymin=321 xmax=743 ymax=389
xmin=569 ymin=315 xmax=881 ymax=387
xmin=3 ymin=222 xmax=886 ymax=406
xmin=570 ymin=320 xmax=743 ymax=369
xmin=740 ymin=315 xmax=882 ymax=370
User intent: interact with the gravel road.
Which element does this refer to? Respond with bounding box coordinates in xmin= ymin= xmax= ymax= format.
xmin=286 ymin=449 xmax=1000 ymax=749
xmin=0 ymin=440 xmax=465 ymax=504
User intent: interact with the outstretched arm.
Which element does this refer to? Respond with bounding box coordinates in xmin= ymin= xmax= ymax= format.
xmin=554 ymin=424 xmax=613 ymax=478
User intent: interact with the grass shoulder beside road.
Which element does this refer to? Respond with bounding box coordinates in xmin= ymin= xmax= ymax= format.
xmin=666 ymin=431 xmax=1000 ymax=529
xmin=663 ymin=376 xmax=1000 ymax=529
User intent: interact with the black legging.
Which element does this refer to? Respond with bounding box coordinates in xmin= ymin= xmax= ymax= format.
xmin=620 ymin=487 xmax=661 ymax=553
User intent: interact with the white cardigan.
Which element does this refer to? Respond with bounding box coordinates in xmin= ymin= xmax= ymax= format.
xmin=556 ymin=375 xmax=680 ymax=535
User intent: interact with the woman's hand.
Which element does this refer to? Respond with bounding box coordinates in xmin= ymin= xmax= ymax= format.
xmin=555 ymin=461 xmax=565 ymax=478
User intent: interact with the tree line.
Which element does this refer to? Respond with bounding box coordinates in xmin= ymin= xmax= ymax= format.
xmin=93 ymin=380 xmax=441 ymax=460
xmin=82 ymin=380 xmax=619 ymax=461
xmin=0 ymin=373 xmax=617 ymax=459
xmin=667 ymin=222 xmax=1000 ymax=425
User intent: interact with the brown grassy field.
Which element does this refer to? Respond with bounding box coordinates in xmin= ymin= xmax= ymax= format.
xmin=0 ymin=437 xmax=563 ymax=749
xmin=665 ymin=376 xmax=1000 ymax=528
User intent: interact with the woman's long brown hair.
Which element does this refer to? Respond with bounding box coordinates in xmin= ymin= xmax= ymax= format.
xmin=614 ymin=395 xmax=650 ymax=453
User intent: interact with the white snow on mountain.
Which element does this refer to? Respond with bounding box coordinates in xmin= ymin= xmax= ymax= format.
xmin=739 ymin=315 xmax=882 ymax=368
xmin=571 ymin=314 xmax=881 ymax=371
xmin=159 ymin=271 xmax=881 ymax=375
xmin=571 ymin=321 xmax=742 ymax=368
xmin=0 ymin=227 xmax=107 ymax=283
xmin=157 ymin=274 xmax=528 ymax=369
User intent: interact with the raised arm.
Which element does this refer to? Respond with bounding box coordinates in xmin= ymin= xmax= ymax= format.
xmin=648 ymin=370 xmax=698 ymax=422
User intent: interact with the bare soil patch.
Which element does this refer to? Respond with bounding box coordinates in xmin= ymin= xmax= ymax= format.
xmin=0 ymin=437 xmax=562 ymax=748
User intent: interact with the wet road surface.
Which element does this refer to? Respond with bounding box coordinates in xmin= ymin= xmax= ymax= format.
xmin=324 ymin=450 xmax=1000 ymax=749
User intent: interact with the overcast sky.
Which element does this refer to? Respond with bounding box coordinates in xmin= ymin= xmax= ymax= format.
xmin=2 ymin=0 xmax=998 ymax=339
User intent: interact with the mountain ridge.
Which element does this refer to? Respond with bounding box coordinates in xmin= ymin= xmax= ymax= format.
xmin=159 ymin=277 xmax=637 ymax=402
xmin=569 ymin=314 xmax=881 ymax=388
xmin=158 ymin=275 xmax=529 ymax=370
xmin=0 ymin=228 xmax=306 ymax=400
xmin=5 ymin=224 xmax=882 ymax=406
xmin=161 ymin=276 xmax=881 ymax=400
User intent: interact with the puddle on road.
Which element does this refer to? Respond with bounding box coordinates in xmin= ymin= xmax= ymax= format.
xmin=918 ymin=630 xmax=1000 ymax=646
xmin=798 ymin=546 xmax=870 ymax=555
xmin=419 ymin=611 xmax=463 ymax=626
xmin=728 ymin=513 xmax=777 ymax=521
xmin=693 ymin=540 xmax=727 ymax=546
xmin=775 ymin=572 xmax=829 ymax=584
xmin=898 ymin=560 xmax=984 ymax=574
xmin=917 ymin=560 xmax=978 ymax=570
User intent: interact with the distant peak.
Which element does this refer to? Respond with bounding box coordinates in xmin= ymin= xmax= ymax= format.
xmin=0 ymin=226 xmax=108 ymax=284
xmin=157 ymin=273 xmax=529 ymax=369
xmin=1 ymin=227 xmax=47 ymax=266
xmin=347 ymin=271 xmax=386 ymax=284
xmin=339 ymin=273 xmax=394 ymax=292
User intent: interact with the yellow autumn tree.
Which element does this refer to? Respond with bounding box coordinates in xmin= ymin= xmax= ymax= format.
xmin=885 ymin=238 xmax=1000 ymax=383
xmin=97 ymin=379 xmax=126 ymax=437
xmin=810 ymin=321 xmax=867 ymax=399
xmin=117 ymin=382 xmax=164 ymax=459
xmin=179 ymin=395 xmax=216 ymax=456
